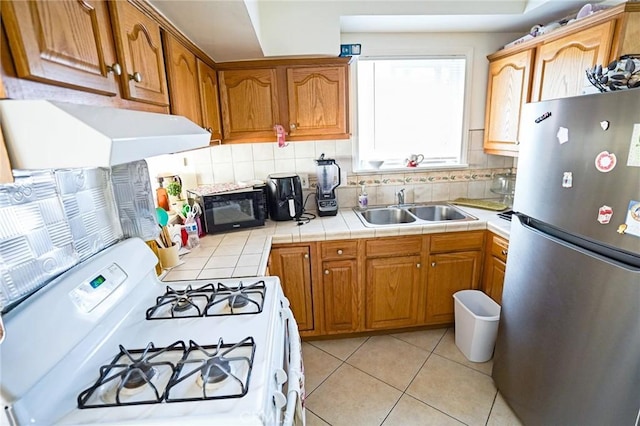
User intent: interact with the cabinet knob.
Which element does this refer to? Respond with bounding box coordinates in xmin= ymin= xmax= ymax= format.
xmin=290 ymin=123 xmax=297 ymax=130
xmin=107 ymin=63 xmax=122 ymax=76
xmin=501 ymin=250 xmax=508 ymax=256
xmin=205 ymin=127 xmax=213 ymax=133
xmin=304 ymin=254 xmax=309 ymax=259
xmin=324 ymin=270 xmax=330 ymax=275
xmin=129 ymin=72 xmax=143 ymax=83
xmin=431 ymin=262 xmax=436 ymax=267
xmin=337 ymin=249 xmax=343 ymax=255
xmin=417 ymin=263 xmax=421 ymax=269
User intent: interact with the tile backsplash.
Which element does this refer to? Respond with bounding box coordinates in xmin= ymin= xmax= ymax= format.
xmin=146 ymin=129 xmax=516 ymax=210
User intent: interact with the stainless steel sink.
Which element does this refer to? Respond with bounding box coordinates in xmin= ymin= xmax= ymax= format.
xmin=354 ymin=203 xmax=477 ymax=227
xmin=360 ymin=207 xmax=417 ymax=225
xmin=407 ymin=205 xmax=466 ymax=221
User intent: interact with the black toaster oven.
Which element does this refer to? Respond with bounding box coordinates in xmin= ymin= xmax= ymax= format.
xmin=187 ymin=187 xmax=266 ymax=234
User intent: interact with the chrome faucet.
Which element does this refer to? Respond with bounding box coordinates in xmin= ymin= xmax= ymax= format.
xmin=396 ymin=188 xmax=405 ymax=205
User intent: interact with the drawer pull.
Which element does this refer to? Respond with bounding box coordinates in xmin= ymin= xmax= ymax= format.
xmin=431 ymin=262 xmax=436 ymax=267
xmin=337 ymin=249 xmax=343 ymax=255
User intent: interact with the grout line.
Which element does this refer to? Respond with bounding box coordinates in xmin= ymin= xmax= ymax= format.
xmin=484 ymin=389 xmax=500 ymax=426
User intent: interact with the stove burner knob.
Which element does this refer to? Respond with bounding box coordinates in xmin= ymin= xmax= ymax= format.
xmin=273 ymin=391 xmax=286 ymax=409
xmin=274 ymin=369 xmax=287 ymax=385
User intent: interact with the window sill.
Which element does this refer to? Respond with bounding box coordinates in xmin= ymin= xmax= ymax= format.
xmin=353 ymin=162 xmax=470 ymax=174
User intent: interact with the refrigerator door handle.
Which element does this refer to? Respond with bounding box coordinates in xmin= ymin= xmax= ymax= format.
xmin=516 ymin=213 xmax=640 ymax=271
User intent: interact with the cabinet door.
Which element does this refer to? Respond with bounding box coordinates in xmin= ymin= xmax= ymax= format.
xmin=269 ymin=246 xmax=314 ymax=331
xmin=197 ymin=59 xmax=222 ymax=142
xmin=482 ymin=234 xmax=508 ymax=304
xmin=483 ymin=256 xmax=506 ymax=304
xmin=365 ymin=255 xmax=422 ymax=330
xmin=219 ymin=68 xmax=280 ymax=141
xmin=321 ymin=259 xmax=360 ymax=334
xmin=287 ymin=66 xmax=348 ymax=138
xmin=163 ymin=33 xmax=202 ymax=125
xmin=531 ymin=21 xmax=615 ymax=102
xmin=110 ymin=1 xmax=169 ymax=106
xmin=426 ymin=251 xmax=482 ymax=324
xmin=1 ymin=0 xmax=118 ymax=96
xmin=483 ymin=49 xmax=534 ymax=155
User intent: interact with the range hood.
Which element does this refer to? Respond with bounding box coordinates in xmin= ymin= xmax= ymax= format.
xmin=0 ymin=100 xmax=211 ymax=170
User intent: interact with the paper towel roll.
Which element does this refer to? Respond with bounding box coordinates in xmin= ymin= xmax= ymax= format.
xmin=180 ymin=172 xmax=198 ymax=198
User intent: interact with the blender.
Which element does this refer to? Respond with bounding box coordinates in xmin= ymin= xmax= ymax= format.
xmin=315 ymin=154 xmax=341 ymax=216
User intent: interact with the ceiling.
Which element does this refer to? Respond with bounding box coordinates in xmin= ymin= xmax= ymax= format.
xmin=148 ymin=0 xmax=616 ymax=63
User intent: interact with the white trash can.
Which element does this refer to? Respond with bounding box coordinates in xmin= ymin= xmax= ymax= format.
xmin=453 ymin=290 xmax=501 ymax=363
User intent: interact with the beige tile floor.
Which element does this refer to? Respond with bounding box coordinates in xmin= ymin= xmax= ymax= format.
xmin=302 ymin=328 xmax=523 ymax=426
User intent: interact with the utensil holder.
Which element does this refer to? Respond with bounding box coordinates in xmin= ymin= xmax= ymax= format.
xmin=157 ymin=243 xmax=179 ymax=269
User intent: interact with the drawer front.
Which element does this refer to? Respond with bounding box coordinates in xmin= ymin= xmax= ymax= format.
xmin=320 ymin=240 xmax=358 ymax=260
xmin=430 ymin=231 xmax=484 ymax=253
xmin=365 ymin=236 xmax=422 ymax=257
xmin=491 ymin=235 xmax=509 ymax=262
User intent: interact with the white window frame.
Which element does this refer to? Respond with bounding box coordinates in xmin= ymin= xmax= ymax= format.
xmin=352 ymin=52 xmax=473 ymax=173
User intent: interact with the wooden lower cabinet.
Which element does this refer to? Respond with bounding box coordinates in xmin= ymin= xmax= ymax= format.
xmin=365 ymin=255 xmax=423 ymax=329
xmin=363 ymin=236 xmax=425 ymax=330
xmin=268 ymin=245 xmax=314 ymax=332
xmin=270 ymin=231 xmax=489 ymax=337
xmin=425 ymin=231 xmax=484 ymax=325
xmin=426 ymin=251 xmax=483 ymax=324
xmin=482 ymin=233 xmax=509 ymax=304
xmin=320 ymin=258 xmax=360 ymax=333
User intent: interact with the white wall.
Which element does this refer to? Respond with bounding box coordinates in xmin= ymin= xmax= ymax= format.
xmin=145 ymin=31 xmax=521 ymax=209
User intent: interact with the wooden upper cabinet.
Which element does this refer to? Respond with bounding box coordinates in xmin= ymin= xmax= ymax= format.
xmin=1 ymin=0 xmax=119 ymax=96
xmin=197 ymin=59 xmax=223 ymax=142
xmin=109 ymin=0 xmax=169 ymax=106
xmin=218 ymin=68 xmax=280 ymax=141
xmin=287 ymin=66 xmax=348 ymax=138
xmin=483 ymin=49 xmax=534 ymax=155
xmin=531 ymin=21 xmax=615 ymax=102
xmin=163 ymin=32 xmax=201 ymax=125
xmin=218 ymin=58 xmax=350 ymax=143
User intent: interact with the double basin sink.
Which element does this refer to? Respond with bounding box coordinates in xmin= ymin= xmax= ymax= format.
xmin=354 ymin=203 xmax=477 ymax=227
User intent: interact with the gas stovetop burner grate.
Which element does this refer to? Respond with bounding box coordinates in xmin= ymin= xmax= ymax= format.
xmin=166 ymin=337 xmax=256 ymax=403
xmin=77 ymin=340 xmax=186 ymax=408
xmin=78 ymin=337 xmax=256 ymax=408
xmin=146 ymin=284 xmax=215 ymax=320
xmin=146 ymin=281 xmax=267 ymax=319
xmin=205 ymin=280 xmax=267 ymax=316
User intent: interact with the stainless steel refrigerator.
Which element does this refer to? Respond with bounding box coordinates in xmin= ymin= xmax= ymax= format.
xmin=492 ymin=89 xmax=640 ymax=425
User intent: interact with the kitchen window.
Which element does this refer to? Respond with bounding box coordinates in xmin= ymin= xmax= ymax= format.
xmin=355 ymin=56 xmax=470 ymax=171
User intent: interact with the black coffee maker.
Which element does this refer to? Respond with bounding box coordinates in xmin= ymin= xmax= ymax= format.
xmin=266 ymin=173 xmax=304 ymax=221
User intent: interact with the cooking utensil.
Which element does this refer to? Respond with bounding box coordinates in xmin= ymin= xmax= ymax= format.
xmin=156 ymin=207 xmax=169 ymax=226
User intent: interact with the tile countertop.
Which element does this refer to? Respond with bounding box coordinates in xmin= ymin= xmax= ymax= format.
xmin=160 ymin=205 xmax=511 ymax=282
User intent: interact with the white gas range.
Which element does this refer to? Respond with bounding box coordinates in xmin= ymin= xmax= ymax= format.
xmin=0 ymin=238 xmax=305 ymax=425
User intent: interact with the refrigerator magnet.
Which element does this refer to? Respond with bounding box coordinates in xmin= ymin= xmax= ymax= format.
xmin=597 ymin=205 xmax=613 ymax=224
xmin=600 ymin=120 xmax=610 ymax=131
xmin=562 ymin=172 xmax=573 ymax=188
xmin=557 ymin=127 xmax=569 ymax=144
xmin=626 ymin=123 xmax=640 ymax=167
xmin=535 ymin=111 xmax=552 ymax=123
xmin=594 ymin=151 xmax=617 ymax=172
xmin=623 ymin=200 xmax=640 ymax=237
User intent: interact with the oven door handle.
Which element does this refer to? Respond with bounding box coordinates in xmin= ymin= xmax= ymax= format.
xmin=282 ymin=307 xmax=305 ymax=426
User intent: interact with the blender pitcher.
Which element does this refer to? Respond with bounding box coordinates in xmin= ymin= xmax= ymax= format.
xmin=315 ymin=154 xmax=341 ymax=216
